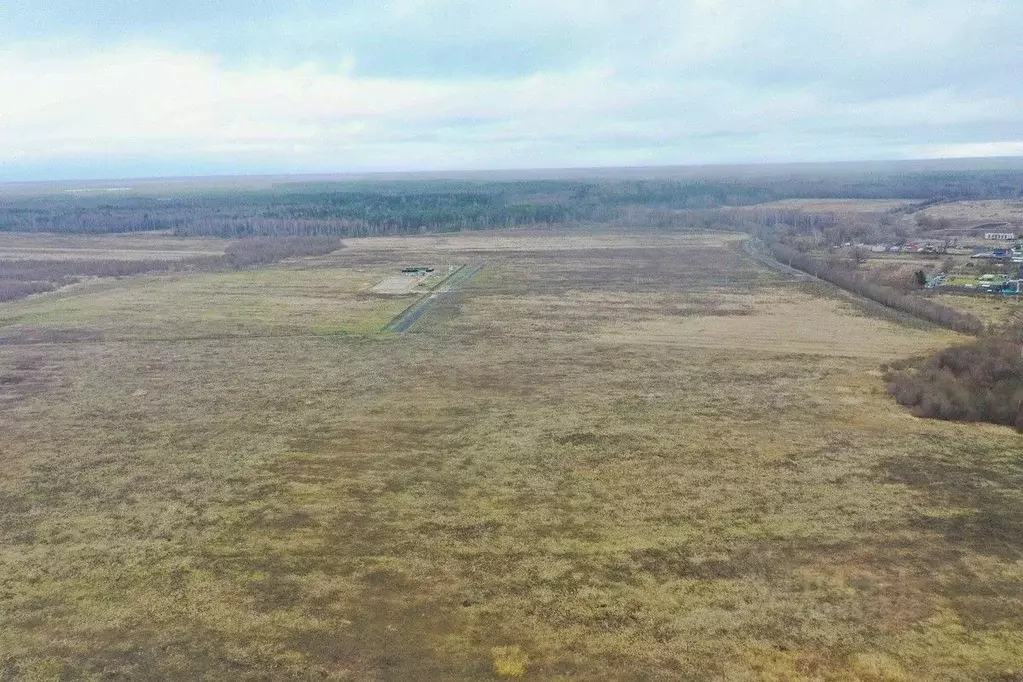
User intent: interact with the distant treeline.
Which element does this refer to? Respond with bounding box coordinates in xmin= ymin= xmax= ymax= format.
xmin=887 ymin=335 xmax=1023 ymax=431
xmin=0 ymin=237 xmax=340 ymax=302
xmin=0 ymin=181 xmax=762 ymax=236
xmin=3 ymin=170 xmax=1022 ymax=237
xmin=766 ymin=242 xmax=984 ymax=334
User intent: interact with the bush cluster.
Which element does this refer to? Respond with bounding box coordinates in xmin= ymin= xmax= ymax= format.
xmin=0 ymin=280 xmax=60 ymax=302
xmin=887 ymin=338 xmax=1023 ymax=430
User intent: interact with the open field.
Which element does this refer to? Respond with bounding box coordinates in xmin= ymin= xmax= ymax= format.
xmin=2 ymin=229 xmax=1023 ymax=680
xmin=341 ymin=229 xmax=740 ymax=253
xmin=757 ymin=198 xmax=1023 ymax=227
xmin=862 ymin=254 xmax=948 ymax=267
xmin=916 ymin=200 xmax=1023 ymax=224
xmin=0 ymin=233 xmax=229 ymax=261
xmin=0 ymin=232 xmax=234 ymax=304
xmin=371 ymin=275 xmax=429 ymax=295
xmin=754 ymin=199 xmax=913 ymax=215
xmin=931 ymin=293 xmax=1023 ymax=328
xmin=596 ymin=290 xmax=960 ymax=358
xmin=0 ymin=264 xmax=412 ymax=342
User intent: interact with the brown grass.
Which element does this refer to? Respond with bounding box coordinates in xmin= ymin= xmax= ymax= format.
xmin=600 ymin=290 xmax=963 ymax=358
xmin=917 ymin=200 xmax=1023 ymax=224
xmin=933 ymin=294 xmax=1023 ymax=328
xmin=0 ymin=232 xmax=229 ymax=261
xmin=1 ymin=229 xmax=1022 ymax=680
xmin=754 ymin=199 xmax=914 ymax=215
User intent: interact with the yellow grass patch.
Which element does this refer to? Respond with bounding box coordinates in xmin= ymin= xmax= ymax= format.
xmin=917 ymin=199 xmax=1023 ymax=223
xmin=600 ymin=290 xmax=964 ymax=359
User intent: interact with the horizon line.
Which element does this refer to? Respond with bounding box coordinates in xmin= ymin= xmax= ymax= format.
xmin=4 ymin=154 xmax=1023 ymax=188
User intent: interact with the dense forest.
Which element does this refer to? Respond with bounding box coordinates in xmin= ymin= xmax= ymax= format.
xmin=3 ymin=168 xmax=1023 ymax=237
xmin=0 ymin=180 xmax=765 ymax=236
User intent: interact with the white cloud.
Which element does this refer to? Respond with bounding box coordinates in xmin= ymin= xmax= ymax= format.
xmin=0 ymin=45 xmax=639 ymax=165
xmin=1 ymin=0 xmax=1022 ymax=177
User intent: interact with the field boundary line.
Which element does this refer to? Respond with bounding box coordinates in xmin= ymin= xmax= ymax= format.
xmin=738 ymin=238 xmax=949 ymax=332
xmin=739 ymin=238 xmax=813 ymax=282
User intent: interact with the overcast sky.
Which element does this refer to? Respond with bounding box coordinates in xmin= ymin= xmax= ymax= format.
xmin=1 ymin=0 xmax=1021 ymax=180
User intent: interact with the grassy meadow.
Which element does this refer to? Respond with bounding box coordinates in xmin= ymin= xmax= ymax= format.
xmin=931 ymin=294 xmax=1023 ymax=330
xmin=0 ymin=233 xmax=229 ymax=262
xmin=0 ymin=265 xmax=412 ymax=342
xmin=2 ymin=229 xmax=1023 ymax=680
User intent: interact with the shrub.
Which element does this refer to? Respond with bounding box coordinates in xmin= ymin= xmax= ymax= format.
xmin=0 ymin=280 xmax=59 ymax=302
xmin=886 ymin=338 xmax=1023 ymax=430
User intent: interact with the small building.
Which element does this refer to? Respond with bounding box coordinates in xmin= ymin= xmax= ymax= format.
xmin=984 ymin=232 xmax=1016 ymax=240
xmin=401 ymin=266 xmax=435 ymax=276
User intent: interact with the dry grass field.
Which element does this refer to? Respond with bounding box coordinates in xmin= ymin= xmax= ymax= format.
xmin=916 ymin=200 xmax=1023 ymax=225
xmin=0 ymin=233 xmax=228 ymax=262
xmin=931 ymin=294 xmax=1023 ymax=329
xmin=0 ymin=232 xmax=237 ymax=304
xmin=0 ymin=265 xmax=412 ymax=342
xmin=2 ymin=228 xmax=1023 ymax=680
xmin=752 ymin=199 xmax=913 ymax=216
